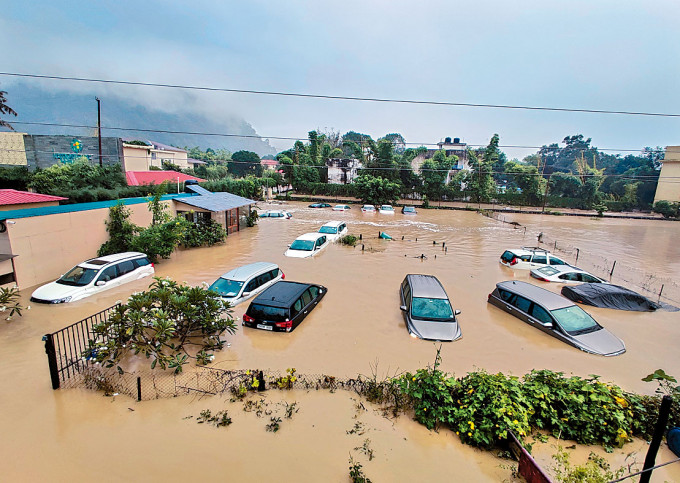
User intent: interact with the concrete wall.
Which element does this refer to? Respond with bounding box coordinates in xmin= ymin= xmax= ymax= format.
xmin=0 ymin=201 xmax=60 ymax=212
xmin=5 ymin=201 xmax=172 ymax=290
xmin=123 ymin=144 xmax=152 ymax=171
xmin=654 ymin=146 xmax=680 ymax=203
xmin=0 ymin=132 xmax=28 ymax=166
xmin=24 ymin=135 xmax=123 ymax=170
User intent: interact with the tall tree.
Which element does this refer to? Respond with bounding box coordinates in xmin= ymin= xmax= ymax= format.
xmin=0 ymin=90 xmax=17 ymax=130
xmin=229 ymin=150 xmax=262 ymax=178
xmin=420 ymin=150 xmax=457 ymax=201
xmin=464 ymin=136 xmax=498 ymax=203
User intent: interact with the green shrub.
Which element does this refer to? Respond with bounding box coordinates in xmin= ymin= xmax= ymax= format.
xmin=653 ymin=200 xmax=680 ymax=218
xmin=339 ymin=234 xmax=358 ymax=246
xmin=181 ymin=219 xmax=227 ymax=247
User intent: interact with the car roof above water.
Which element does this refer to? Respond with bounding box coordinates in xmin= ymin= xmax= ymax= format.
xmin=252 ymin=281 xmax=313 ymax=308
xmin=81 ymin=251 xmax=148 ymax=268
xmin=496 ymin=280 xmax=573 ymax=310
xmin=219 ymin=262 xmax=278 ymax=282
xmin=407 ymin=274 xmax=448 ymax=299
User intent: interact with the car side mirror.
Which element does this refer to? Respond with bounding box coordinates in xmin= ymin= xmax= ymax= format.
xmin=287 ymin=244 xmax=291 ymax=248
xmin=400 ymin=305 xmax=407 ymax=311
xmin=242 ymin=291 xmax=250 ymax=297
xmin=96 ymin=281 xmax=106 ymax=287
xmin=454 ymin=310 xmax=461 ymax=316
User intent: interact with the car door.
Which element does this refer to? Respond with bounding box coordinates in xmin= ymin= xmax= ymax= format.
xmin=95 ymin=264 xmax=120 ymax=292
xmin=115 ymin=260 xmax=137 ymax=287
xmin=292 ymin=288 xmax=314 ymax=328
xmin=527 ymin=303 xmax=556 ymax=335
xmin=530 ymin=253 xmax=547 ymax=268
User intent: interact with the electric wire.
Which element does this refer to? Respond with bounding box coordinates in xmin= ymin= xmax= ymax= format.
xmin=1 ymin=72 xmax=679 ymax=118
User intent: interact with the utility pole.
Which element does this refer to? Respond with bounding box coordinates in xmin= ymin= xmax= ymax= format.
xmin=96 ymin=97 xmax=102 ymax=167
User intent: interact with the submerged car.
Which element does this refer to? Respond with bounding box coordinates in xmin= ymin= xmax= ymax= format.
xmin=561 ymin=283 xmax=664 ymax=312
xmin=361 ymin=204 xmax=376 ymax=213
xmin=318 ymin=221 xmax=348 ymax=242
xmin=30 ymin=252 xmax=154 ymax=304
xmin=487 ymin=280 xmax=625 ymax=356
xmin=309 ymin=202 xmax=331 ymax=208
xmin=379 ymin=205 xmax=395 ymax=214
xmin=401 ymin=206 xmax=417 ymax=215
xmin=284 ymin=232 xmax=329 ymax=258
xmin=243 ymin=281 xmax=327 ymax=332
xmin=499 ymin=247 xmax=568 ymax=270
xmin=530 ymin=265 xmax=607 ymax=284
xmin=399 ymin=274 xmax=462 ymax=341
xmin=208 ymin=262 xmax=284 ymax=306
xmin=333 ymin=204 xmax=352 ymax=211
xmin=259 ymin=210 xmax=292 ymax=219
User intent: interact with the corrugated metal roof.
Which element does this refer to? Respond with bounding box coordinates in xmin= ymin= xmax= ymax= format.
xmin=185 ymin=184 xmax=213 ymax=196
xmin=0 ymin=189 xmax=68 ymax=205
xmin=126 ymin=171 xmax=205 ymax=186
xmin=174 ymin=192 xmax=255 ymax=212
xmin=149 ymin=141 xmax=186 ymax=153
xmin=0 ymin=194 xmax=193 ymax=221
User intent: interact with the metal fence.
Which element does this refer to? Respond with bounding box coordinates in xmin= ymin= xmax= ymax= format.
xmin=43 ymin=304 xmax=120 ymax=389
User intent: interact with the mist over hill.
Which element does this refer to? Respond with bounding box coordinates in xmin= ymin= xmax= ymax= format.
xmin=2 ymin=83 xmax=276 ymax=156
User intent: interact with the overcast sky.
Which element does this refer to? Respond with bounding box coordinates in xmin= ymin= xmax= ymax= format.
xmin=2 ymin=0 xmax=679 ymax=158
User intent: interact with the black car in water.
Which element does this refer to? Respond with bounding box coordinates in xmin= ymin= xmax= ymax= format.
xmin=243 ymin=281 xmax=327 ymax=332
xmin=309 ymin=203 xmax=331 ymax=208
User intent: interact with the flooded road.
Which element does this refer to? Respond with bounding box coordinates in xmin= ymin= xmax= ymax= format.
xmin=1 ymin=201 xmax=678 ymax=481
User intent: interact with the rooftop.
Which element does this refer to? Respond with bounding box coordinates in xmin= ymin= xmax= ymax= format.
xmin=126 ymin=171 xmax=205 ymax=186
xmin=0 ymin=189 xmax=68 ymax=206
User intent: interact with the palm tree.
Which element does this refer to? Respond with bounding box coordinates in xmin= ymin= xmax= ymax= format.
xmin=0 ymin=90 xmax=17 ymax=130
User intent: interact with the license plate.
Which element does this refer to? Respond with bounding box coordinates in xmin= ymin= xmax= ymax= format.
xmin=257 ymin=324 xmax=273 ymax=331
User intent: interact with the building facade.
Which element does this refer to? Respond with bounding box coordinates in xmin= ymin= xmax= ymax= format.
xmin=122 ymin=141 xmax=189 ymax=171
xmin=654 ymin=146 xmax=680 ymax=203
xmin=327 ymin=158 xmax=361 ymax=184
xmin=410 ymin=137 xmax=469 ymax=184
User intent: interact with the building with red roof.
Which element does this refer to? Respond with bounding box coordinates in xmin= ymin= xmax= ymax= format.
xmin=0 ymin=189 xmax=67 ymax=211
xmin=125 ymin=171 xmax=205 ymax=187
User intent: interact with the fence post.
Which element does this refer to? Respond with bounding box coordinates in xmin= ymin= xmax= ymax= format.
xmin=610 ymin=260 xmax=617 ymax=280
xmin=554 ymin=240 xmax=557 ymax=251
xmin=137 ymin=376 xmax=142 ymax=401
xmin=640 ymin=395 xmax=673 ymax=483
xmin=43 ymin=333 xmax=60 ymax=390
xmin=575 ymin=248 xmax=579 ymax=265
xmin=658 ymin=284 xmax=664 ymax=303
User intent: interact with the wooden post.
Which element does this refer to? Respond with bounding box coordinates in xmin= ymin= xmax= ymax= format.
xmin=610 ymin=260 xmax=617 ymax=280
xmin=640 ymin=395 xmax=673 ymax=483
xmin=137 ymin=376 xmax=142 ymax=401
xmin=575 ymin=248 xmax=579 ymax=264
xmin=43 ymin=333 xmax=60 ymax=390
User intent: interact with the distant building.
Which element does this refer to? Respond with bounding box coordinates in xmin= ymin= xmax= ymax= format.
xmin=122 ymin=141 xmax=189 ymax=171
xmin=125 ymin=170 xmax=205 ymax=187
xmin=0 ymin=190 xmax=67 ymax=211
xmin=260 ymin=159 xmax=278 ymax=171
xmin=411 ymin=136 xmax=470 ymax=184
xmin=654 ymin=146 xmax=680 ymax=203
xmin=327 ymin=158 xmax=361 ymax=184
xmin=0 ymin=133 xmax=123 ymax=170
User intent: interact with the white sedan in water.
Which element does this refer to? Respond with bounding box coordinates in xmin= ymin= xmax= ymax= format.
xmin=284 ymin=233 xmax=330 ymax=258
xmin=318 ymin=221 xmax=348 ymax=242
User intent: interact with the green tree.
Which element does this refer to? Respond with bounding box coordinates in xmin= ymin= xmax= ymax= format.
xmin=85 ymin=277 xmax=237 ymax=374
xmin=0 ymin=90 xmax=17 ymax=130
xmin=464 ymin=136 xmax=498 ymax=203
xmin=354 ymin=174 xmax=401 ymax=205
xmin=229 ymin=151 xmax=262 ymax=178
xmin=549 ymin=172 xmax=582 ymax=198
xmin=420 ymin=150 xmax=457 ymax=201
xmin=504 ymin=161 xmax=545 ymax=205
xmin=98 ymin=201 xmax=138 ymax=256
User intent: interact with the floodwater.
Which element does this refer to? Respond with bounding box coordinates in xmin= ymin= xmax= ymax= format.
xmin=1 ymin=201 xmax=679 ymax=481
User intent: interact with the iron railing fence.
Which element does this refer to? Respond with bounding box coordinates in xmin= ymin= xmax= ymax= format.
xmin=43 ymin=303 xmax=120 ymax=389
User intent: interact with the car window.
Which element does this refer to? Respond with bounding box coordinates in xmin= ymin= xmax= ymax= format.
xmin=260 ymin=271 xmax=272 ymax=284
xmin=319 ymin=226 xmax=337 ymax=234
xmin=117 ymin=260 xmax=135 ymax=276
xmin=340 ymin=224 xmax=346 ymax=232
xmin=269 ymin=269 xmax=280 ymax=280
xmin=248 ymin=304 xmax=288 ymax=322
xmin=532 ymin=254 xmax=547 ymax=264
xmin=519 ymin=255 xmax=532 ymax=262
xmin=245 ymin=279 xmax=258 ymax=292
xmin=498 ymin=289 xmax=514 ymax=303
xmin=559 ymin=273 xmax=579 ymax=281
xmin=97 ymin=265 xmax=119 ymax=283
xmin=530 ymin=304 xmax=553 ymax=325
xmin=291 ymin=299 xmax=303 ymax=317
xmin=309 ymin=286 xmax=319 ymax=298
xmin=500 ymin=251 xmax=515 ymax=263
xmin=411 ymin=297 xmax=454 ymax=320
xmin=550 ymin=306 xmax=599 ymax=335
xmin=581 ymin=274 xmax=601 ymax=283
xmin=133 ymin=257 xmax=151 ymax=268
xmin=512 ymin=295 xmax=532 ymax=313
xmin=549 ymin=256 xmax=567 ymax=266
xmin=209 ymin=278 xmax=244 ymax=298
xmin=58 ymin=266 xmax=100 ymax=287
xmin=290 ymin=239 xmax=314 ymax=251
xmin=301 ymin=289 xmax=312 ymax=306
xmin=403 ymin=280 xmax=411 ymax=302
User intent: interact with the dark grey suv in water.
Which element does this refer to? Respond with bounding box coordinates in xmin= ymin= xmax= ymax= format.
xmin=399 ymin=274 xmax=462 ymax=341
xmin=487 ymin=280 xmax=625 ymax=356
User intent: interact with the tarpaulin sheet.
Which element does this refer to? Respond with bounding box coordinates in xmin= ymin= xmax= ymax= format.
xmin=561 ymin=284 xmax=674 ymax=312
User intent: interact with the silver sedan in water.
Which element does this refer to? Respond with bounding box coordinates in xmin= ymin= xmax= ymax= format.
xmin=399 ymin=274 xmax=462 ymax=341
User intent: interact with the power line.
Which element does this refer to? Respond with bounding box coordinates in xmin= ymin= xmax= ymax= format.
xmin=2 ymin=72 xmax=680 ymax=118
xmin=7 ymin=120 xmax=665 ymax=154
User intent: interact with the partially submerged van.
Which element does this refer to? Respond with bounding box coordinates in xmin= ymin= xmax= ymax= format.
xmin=209 ymin=262 xmax=284 ymax=306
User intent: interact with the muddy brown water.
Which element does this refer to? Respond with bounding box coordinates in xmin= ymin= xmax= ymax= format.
xmin=1 ymin=201 xmax=678 ymax=481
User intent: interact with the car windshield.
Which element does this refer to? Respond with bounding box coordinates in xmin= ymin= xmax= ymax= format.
xmin=404 ymin=207 xmax=415 ymax=212
xmin=209 ymin=278 xmax=244 ymax=298
xmin=411 ymin=297 xmax=454 ymax=321
xmin=290 ymin=239 xmax=315 ymax=251
xmin=550 ymin=306 xmax=600 ymax=335
xmin=57 ymin=266 xmax=100 ymax=286
xmin=381 ymin=206 xmax=393 ymax=210
xmin=247 ymin=304 xmax=288 ymax=322
xmin=319 ymin=226 xmax=337 ymax=234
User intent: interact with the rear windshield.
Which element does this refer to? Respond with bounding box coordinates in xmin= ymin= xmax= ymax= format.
xmin=247 ymin=304 xmax=288 ymax=322
xmin=290 ymin=239 xmax=314 ymax=251
xmin=57 ymin=266 xmax=100 ymax=286
xmin=319 ymin=226 xmax=337 ymax=234
xmin=550 ymin=306 xmax=599 ymax=335
xmin=411 ymin=297 xmax=454 ymax=321
xmin=537 ymin=266 xmax=559 ymax=276
xmin=209 ymin=278 xmax=244 ymax=298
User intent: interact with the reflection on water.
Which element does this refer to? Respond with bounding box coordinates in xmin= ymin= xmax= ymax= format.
xmin=1 ymin=201 xmax=678 ymax=481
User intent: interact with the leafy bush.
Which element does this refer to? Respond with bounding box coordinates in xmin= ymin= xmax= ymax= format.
xmin=130 ymin=218 xmax=189 ymax=263
xmin=181 ymin=219 xmax=227 ymax=247
xmin=339 ymin=234 xmax=358 ymax=246
xmin=85 ymin=277 xmax=236 ymax=374
xmin=653 ymin=200 xmax=680 ymax=219
xmin=98 ymin=201 xmax=138 ymax=256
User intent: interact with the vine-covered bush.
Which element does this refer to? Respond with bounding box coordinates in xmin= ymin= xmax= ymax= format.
xmin=182 ymin=219 xmax=227 ymax=247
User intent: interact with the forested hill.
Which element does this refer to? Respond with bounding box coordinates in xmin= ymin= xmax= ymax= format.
xmin=1 ymin=83 xmax=276 ymax=156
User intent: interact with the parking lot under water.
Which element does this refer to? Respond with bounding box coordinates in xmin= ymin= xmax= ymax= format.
xmin=1 ymin=201 xmax=678 ymax=481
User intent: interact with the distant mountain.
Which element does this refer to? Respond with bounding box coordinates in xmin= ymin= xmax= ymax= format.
xmin=1 ymin=83 xmax=276 ymax=156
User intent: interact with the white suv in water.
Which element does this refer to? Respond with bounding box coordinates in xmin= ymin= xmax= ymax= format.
xmin=30 ymin=252 xmax=155 ymax=304
xmin=499 ymin=247 xmax=569 ymax=270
